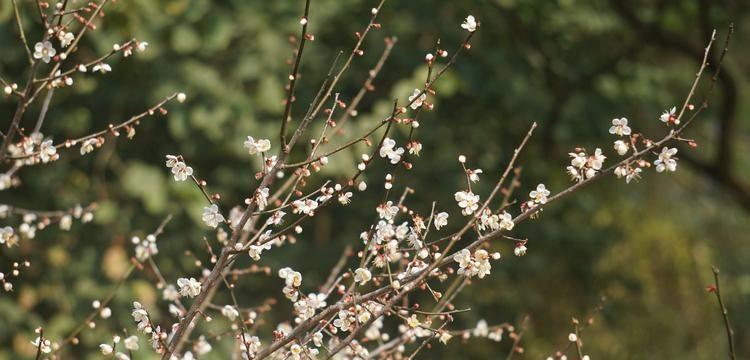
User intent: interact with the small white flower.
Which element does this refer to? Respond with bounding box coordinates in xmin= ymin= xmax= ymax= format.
xmin=92 ymin=63 xmax=112 ymax=74
xmin=609 ymin=117 xmax=632 ymax=136
xmin=589 ymin=148 xmax=606 ymax=171
xmin=434 ymin=212 xmax=449 ymax=230
xmin=568 ymin=333 xmax=578 ymax=342
xmin=39 ymin=140 xmax=57 ymax=163
xmin=222 ymin=305 xmax=240 ymax=321
xmin=570 ymin=152 xmax=586 ymax=169
xmin=529 ymin=184 xmax=550 ymax=204
xmin=454 ymin=191 xmax=480 ymax=216
xmin=202 ymin=204 xmax=225 ymax=228
xmin=613 ymin=140 xmax=629 ymax=156
xmin=654 ymin=147 xmax=678 ymax=173
xmin=244 ymin=136 xmax=271 ymax=155
xmin=407 ymin=314 xmax=421 ymax=328
xmin=379 ymin=138 xmax=405 ymax=164
xmin=376 ymin=201 xmax=399 ymax=221
xmin=58 ymin=32 xmax=74 ymax=48
xmin=177 ymin=277 xmax=202 ymax=298
xmin=408 ymin=89 xmax=427 ymax=110
xmin=461 ymin=15 xmax=477 ymax=32
xmin=354 ymin=268 xmax=372 ymax=285
xmin=292 ymin=199 xmax=318 ymax=216
xmin=170 ymin=161 xmax=193 ymax=181
xmin=660 ymin=106 xmax=677 ymax=123
xmin=80 ymin=138 xmax=99 ymax=155
xmin=468 ymin=169 xmax=483 ymax=183
xmin=499 ymin=211 xmax=514 ymax=230
xmin=124 ymin=336 xmax=139 ymax=350
xmin=137 ymin=41 xmax=149 ymax=53
xmin=31 ymin=337 xmax=52 ymax=354
xmin=255 ymin=187 xmax=270 ymax=210
xmin=514 ymin=244 xmax=527 ymax=257
xmin=177 ymin=92 xmax=187 ymax=103
xmin=338 ymin=192 xmax=353 ymax=205
xmin=99 ymin=344 xmax=114 ymax=355
xmin=439 ymin=331 xmax=453 ymax=344
xmin=33 ymin=41 xmax=56 ymax=63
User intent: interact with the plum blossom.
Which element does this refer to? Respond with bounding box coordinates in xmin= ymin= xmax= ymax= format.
xmin=131 ymin=302 xmax=150 ymax=330
xmin=454 ymin=249 xmax=492 ymax=278
xmin=529 ymin=184 xmax=550 ymax=204
xmin=92 ymin=63 xmax=112 ymax=74
xmin=292 ymin=199 xmax=318 ymax=216
xmin=255 ymin=187 xmax=270 ymax=210
xmin=177 ymin=277 xmax=202 ymax=298
xmin=514 ymin=244 xmax=527 ymax=257
xmin=202 ymin=204 xmax=225 ymax=228
xmin=33 ymin=41 xmax=56 ymax=63
xmin=31 ymin=337 xmax=52 ymax=354
xmin=408 ymin=89 xmax=427 ymax=110
xmin=468 ymin=168 xmax=483 ymax=183
xmin=614 ymin=140 xmax=629 ymax=156
xmin=222 ymin=305 xmax=240 ymax=321
xmin=244 ymin=136 xmax=271 ymax=155
xmin=354 ymin=268 xmax=372 ymax=285
xmin=455 ymin=191 xmax=480 ymax=215
xmin=434 ymin=212 xmax=449 ymax=230
xmin=376 ymin=201 xmax=399 ymax=221
xmin=59 ymin=32 xmax=74 ymax=48
xmin=124 ymin=336 xmax=139 ymax=351
xmin=169 ymin=159 xmax=193 ymax=181
xmin=39 ymin=140 xmax=57 ymax=163
xmin=654 ymin=147 xmax=678 ymax=173
xmin=609 ymin=117 xmax=632 ymax=136
xmin=379 ymin=138 xmax=405 ymax=164
xmin=660 ymin=106 xmax=677 ymax=124
xmin=461 ymin=15 xmax=477 ymax=32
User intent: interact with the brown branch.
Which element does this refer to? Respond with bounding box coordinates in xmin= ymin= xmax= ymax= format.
xmin=710 ymin=266 xmax=737 ymax=360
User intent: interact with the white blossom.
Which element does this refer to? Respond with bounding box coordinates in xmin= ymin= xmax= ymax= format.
xmin=529 ymin=184 xmax=550 ymax=204
xmin=514 ymin=244 xmax=527 ymax=257
xmin=59 ymin=32 xmax=75 ymax=48
xmin=33 ymin=41 xmax=56 ymax=63
xmin=99 ymin=344 xmax=113 ymax=355
xmin=255 ymin=187 xmax=270 ymax=210
xmin=244 ymin=136 xmax=271 ymax=155
xmin=31 ymin=337 xmax=52 ymax=354
xmin=654 ymin=147 xmax=678 ymax=173
xmin=454 ymin=191 xmax=480 ymax=215
xmin=660 ymin=106 xmax=677 ymax=123
xmin=354 ymin=268 xmax=372 ymax=285
xmin=461 ymin=15 xmax=478 ymax=32
xmin=222 ymin=305 xmax=240 ymax=321
xmin=609 ymin=117 xmax=632 ymax=136
xmin=92 ymin=63 xmax=112 ymax=74
xmin=177 ymin=277 xmax=202 ymax=298
xmin=39 ymin=140 xmax=57 ymax=163
xmin=80 ymin=138 xmax=99 ymax=155
xmin=614 ymin=140 xmax=629 ymax=156
xmin=202 ymin=204 xmax=225 ymax=228
xmin=292 ymin=199 xmax=318 ymax=216
xmin=434 ymin=212 xmax=449 ymax=230
xmin=124 ymin=336 xmax=139 ymax=351
xmin=379 ymin=138 xmax=405 ymax=164
xmin=376 ymin=201 xmax=399 ymax=221
xmin=170 ymin=161 xmax=193 ymax=181
xmin=408 ymin=89 xmax=427 ymax=109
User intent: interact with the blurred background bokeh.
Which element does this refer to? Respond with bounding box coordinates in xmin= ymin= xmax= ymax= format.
xmin=1 ymin=0 xmax=748 ymax=358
